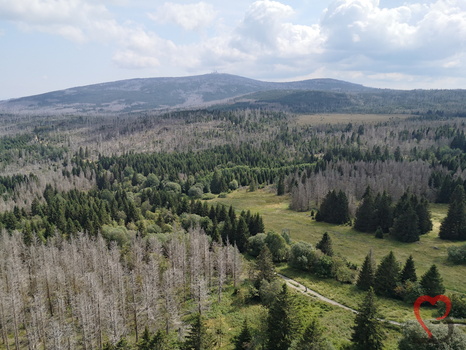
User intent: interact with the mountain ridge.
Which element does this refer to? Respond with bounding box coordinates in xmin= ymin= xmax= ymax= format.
xmin=0 ymin=73 xmax=373 ymax=114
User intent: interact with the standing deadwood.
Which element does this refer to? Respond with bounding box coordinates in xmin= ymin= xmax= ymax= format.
xmin=129 ymin=271 xmax=141 ymax=344
xmin=161 ymin=269 xmax=181 ymax=335
xmin=141 ymin=256 xmax=160 ymax=332
xmin=0 ymin=277 xmax=11 ymax=350
xmin=214 ymin=243 xmax=226 ymax=303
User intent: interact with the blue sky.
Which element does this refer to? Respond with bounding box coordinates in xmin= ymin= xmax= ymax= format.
xmin=1 ymin=0 xmax=466 ymax=99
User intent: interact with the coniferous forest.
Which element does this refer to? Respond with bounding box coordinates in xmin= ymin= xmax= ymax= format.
xmin=1 ymin=105 xmax=466 ymax=349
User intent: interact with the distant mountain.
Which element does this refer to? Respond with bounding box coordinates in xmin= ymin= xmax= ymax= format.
xmin=0 ymin=73 xmax=373 ymax=114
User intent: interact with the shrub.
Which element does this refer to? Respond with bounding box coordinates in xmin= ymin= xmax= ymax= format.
xmin=447 ymin=244 xmax=466 ymax=264
xmin=188 ymin=186 xmax=203 ymax=199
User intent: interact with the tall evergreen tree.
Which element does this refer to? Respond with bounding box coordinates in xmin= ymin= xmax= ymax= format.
xmin=374 ymin=251 xmax=400 ymax=297
xmin=400 ymin=255 xmax=417 ymax=284
xmin=234 ymin=319 xmax=252 ymax=350
xmin=415 ymin=197 xmax=433 ymax=235
xmin=354 ymin=188 xmax=375 ymax=232
xmin=183 ymin=314 xmax=213 ymax=350
xmin=255 ymin=246 xmax=276 ymax=288
xmin=390 ymin=202 xmax=420 ymax=243
xmin=439 ymin=185 xmax=466 ymax=240
xmin=277 ymin=176 xmax=285 ymax=196
xmin=351 ymin=288 xmax=385 ymax=350
xmin=357 ymin=252 xmax=375 ymax=291
xmin=267 ymin=284 xmax=297 ymax=350
xmin=316 ymin=190 xmax=350 ymax=225
xmin=373 ymin=191 xmax=393 ymax=233
xmin=235 ymin=217 xmax=250 ymax=253
xmin=420 ymin=264 xmax=445 ymax=297
xmin=294 ymin=318 xmax=327 ymax=350
xmin=316 ymin=232 xmax=334 ymax=256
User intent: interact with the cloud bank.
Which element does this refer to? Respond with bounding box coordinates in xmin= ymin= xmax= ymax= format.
xmin=1 ymin=0 xmax=466 ymax=88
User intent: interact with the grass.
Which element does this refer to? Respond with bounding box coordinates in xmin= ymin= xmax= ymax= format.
xmin=212 ymin=188 xmax=466 ymax=309
xmin=211 ymin=188 xmax=466 ymax=347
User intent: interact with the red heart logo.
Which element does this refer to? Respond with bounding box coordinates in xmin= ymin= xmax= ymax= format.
xmin=413 ymin=295 xmax=451 ymax=338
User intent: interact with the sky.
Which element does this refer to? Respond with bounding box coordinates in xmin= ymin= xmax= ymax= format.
xmin=1 ymin=0 xmax=466 ymax=100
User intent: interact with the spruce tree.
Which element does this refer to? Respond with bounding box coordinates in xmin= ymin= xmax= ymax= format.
xmin=235 ymin=217 xmax=250 ymax=253
xmin=354 ymin=188 xmax=375 ymax=232
xmin=267 ymin=284 xmax=297 ymax=350
xmin=357 ymin=252 xmax=375 ymax=291
xmin=390 ymin=203 xmax=420 ymax=243
xmin=183 ymin=313 xmax=213 ymax=350
xmin=316 ymin=190 xmax=350 ymax=225
xmin=374 ymin=251 xmax=400 ymax=297
xmin=374 ymin=226 xmax=384 ymax=239
xmin=415 ymin=197 xmax=433 ymax=235
xmin=255 ymin=246 xmax=276 ymax=288
xmin=351 ymin=287 xmax=385 ymax=350
xmin=439 ymin=185 xmax=466 ymax=240
xmin=316 ymin=232 xmax=334 ymax=256
xmin=420 ymin=264 xmax=445 ymax=297
xmin=234 ymin=319 xmax=252 ymax=350
xmin=277 ymin=176 xmax=285 ymax=196
xmin=373 ymin=191 xmax=393 ymax=233
xmin=400 ymin=255 xmax=417 ymax=284
xmin=294 ymin=318 xmax=327 ymax=350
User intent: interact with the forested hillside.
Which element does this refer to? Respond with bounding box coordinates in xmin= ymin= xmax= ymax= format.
xmin=0 ymin=103 xmax=466 ymax=349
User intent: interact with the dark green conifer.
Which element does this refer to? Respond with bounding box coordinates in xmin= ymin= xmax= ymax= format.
xmin=267 ymin=284 xmax=297 ymax=350
xmin=294 ymin=318 xmax=327 ymax=350
xmin=439 ymin=185 xmax=466 ymax=240
xmin=316 ymin=232 xmax=334 ymax=256
xmin=351 ymin=287 xmax=385 ymax=350
xmin=277 ymin=176 xmax=285 ymax=196
xmin=391 ymin=203 xmax=420 ymax=242
xmin=420 ymin=264 xmax=445 ymax=297
xmin=354 ymin=187 xmax=375 ymax=232
xmin=183 ymin=313 xmax=213 ymax=350
xmin=357 ymin=252 xmax=375 ymax=291
xmin=255 ymin=246 xmax=276 ymax=288
xmin=374 ymin=251 xmax=400 ymax=297
xmin=234 ymin=319 xmax=252 ymax=350
xmin=400 ymin=255 xmax=417 ymax=284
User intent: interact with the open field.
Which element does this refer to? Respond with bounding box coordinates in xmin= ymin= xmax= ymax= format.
xmin=294 ymin=113 xmax=414 ymax=125
xmin=212 ymin=188 xmax=466 ymax=323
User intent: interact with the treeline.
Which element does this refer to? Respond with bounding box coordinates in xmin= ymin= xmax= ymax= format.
xmin=0 ymin=184 xmax=265 ymax=251
xmin=356 ymin=251 xmax=444 ymax=304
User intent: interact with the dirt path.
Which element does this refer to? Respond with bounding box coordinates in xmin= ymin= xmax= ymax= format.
xmin=278 ymin=273 xmax=401 ymax=326
xmin=278 ymin=273 xmax=466 ymax=329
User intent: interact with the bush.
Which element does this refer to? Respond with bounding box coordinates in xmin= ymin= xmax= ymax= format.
xmin=259 ymin=279 xmax=283 ymax=306
xmin=163 ymin=181 xmax=181 ymax=193
xmin=398 ymin=320 xmax=466 ymax=349
xmin=289 ymin=241 xmax=317 ymax=271
xmin=202 ymin=193 xmax=216 ymax=200
xmin=228 ymin=180 xmax=239 ymax=190
xmin=248 ymin=233 xmax=267 ymax=257
xmin=264 ymin=231 xmax=290 ymax=262
xmin=188 ymin=186 xmax=203 ymax=199
xmin=447 ymin=244 xmax=466 ymax=264
xmin=315 ymin=255 xmax=335 ymax=278
xmin=101 ymin=225 xmax=130 ymax=247
xmin=439 ymin=293 xmax=466 ymax=319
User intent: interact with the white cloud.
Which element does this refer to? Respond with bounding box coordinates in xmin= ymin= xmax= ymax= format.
xmin=150 ymin=2 xmax=217 ymax=31
xmin=226 ymin=0 xmax=323 ymax=75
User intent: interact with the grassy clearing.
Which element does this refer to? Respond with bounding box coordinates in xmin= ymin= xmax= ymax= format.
xmin=212 ymin=188 xmax=466 ymax=307
xmin=294 ymin=113 xmax=414 ymax=126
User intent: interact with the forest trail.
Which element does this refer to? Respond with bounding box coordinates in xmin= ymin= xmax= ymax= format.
xmin=278 ymin=273 xmax=466 ymax=329
xmin=278 ymin=273 xmax=401 ymax=326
